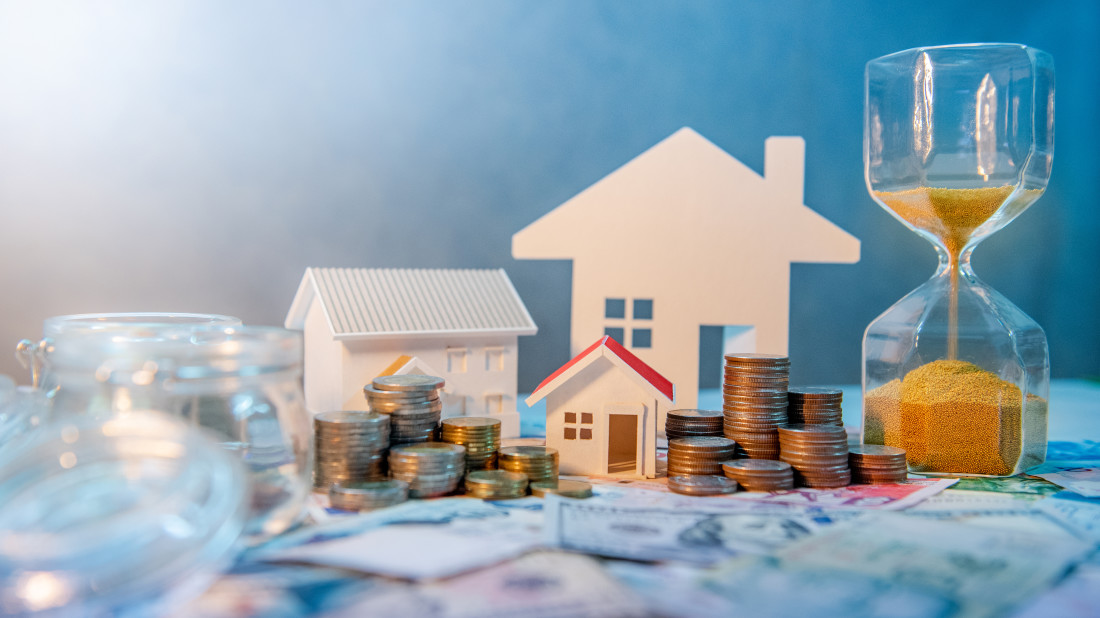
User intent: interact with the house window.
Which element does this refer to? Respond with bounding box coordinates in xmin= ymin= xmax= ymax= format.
xmin=632 ymin=328 xmax=652 ymax=348
xmin=484 ymin=393 xmax=503 ymax=415
xmin=563 ymin=411 xmax=594 ymax=440
xmin=447 ymin=347 xmax=468 ymax=373
xmin=633 ymin=299 xmax=653 ymax=320
xmin=605 ymin=298 xmax=626 ymax=319
xmin=485 ymin=347 xmax=505 ymax=371
xmin=604 ymin=327 xmax=625 ymax=343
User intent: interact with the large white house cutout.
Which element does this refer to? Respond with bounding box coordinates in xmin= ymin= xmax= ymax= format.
xmin=527 ymin=335 xmax=673 ymax=479
xmin=513 ymin=128 xmax=860 ymax=433
xmin=285 ymin=267 xmax=538 ymax=438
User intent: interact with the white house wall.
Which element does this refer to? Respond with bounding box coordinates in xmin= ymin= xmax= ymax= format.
xmin=545 ymin=356 xmax=656 ymax=478
xmin=338 ymin=333 xmax=521 ymax=434
xmin=303 ymin=300 xmax=347 ymax=414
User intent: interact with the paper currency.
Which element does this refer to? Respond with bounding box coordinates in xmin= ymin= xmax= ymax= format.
xmin=775 ymin=513 xmax=1090 ymax=618
xmin=726 ymin=478 xmax=957 ymax=510
xmin=325 ymin=551 xmax=648 ymax=618
xmin=1035 ymin=491 xmax=1100 ymax=543
xmin=255 ymin=498 xmax=545 ymax=579
xmin=542 ymin=493 xmax=860 ymax=564
xmin=1009 ymin=564 xmax=1100 ymax=618
xmin=945 ymin=474 xmax=1062 ymax=498
xmin=1033 ymin=467 xmax=1100 ymax=498
xmin=902 ymin=489 xmax=1079 ymax=538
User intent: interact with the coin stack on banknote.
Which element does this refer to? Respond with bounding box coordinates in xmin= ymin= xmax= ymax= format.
xmin=439 ymin=417 xmax=501 ymax=471
xmin=313 ymin=411 xmax=391 ymax=490
xmin=668 ymin=474 xmax=740 ymax=496
xmin=498 ymin=446 xmax=559 ymax=488
xmin=722 ymin=354 xmax=790 ymax=459
xmin=364 ymin=375 xmax=444 ymax=445
xmin=464 ymin=470 xmax=528 ymax=499
xmin=530 ymin=479 xmax=594 ymax=499
xmin=787 ymin=387 xmax=844 ymax=427
xmin=848 ymin=444 xmax=908 ymax=484
xmin=666 ymin=436 xmax=739 ymax=476
xmin=329 ymin=479 xmax=410 ymax=511
xmin=388 ymin=442 xmax=466 ymax=498
xmin=721 ymin=459 xmax=795 ymax=491
xmin=665 ymin=409 xmax=724 ymax=440
xmin=778 ymin=424 xmax=851 ymax=488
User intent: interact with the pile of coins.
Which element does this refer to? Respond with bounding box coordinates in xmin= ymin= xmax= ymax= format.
xmin=787 ymin=387 xmax=844 ymax=426
xmin=313 ymin=411 xmax=390 ymax=490
xmin=721 ymin=459 xmax=795 ymax=491
xmin=388 ymin=443 xmax=466 ymax=498
xmin=849 ymin=444 xmax=908 ymax=484
xmin=498 ymin=446 xmax=559 ymax=487
xmin=665 ymin=409 xmax=724 ymax=440
xmin=439 ymin=417 xmax=501 ymax=471
xmin=668 ymin=475 xmax=739 ymax=496
xmin=778 ymin=424 xmax=851 ymax=488
xmin=365 ymin=375 xmax=444 ymax=445
xmin=329 ymin=480 xmax=409 ymax=511
xmin=464 ymin=470 xmax=528 ymax=499
xmin=666 ymin=436 xmax=739 ymax=476
xmin=530 ymin=479 xmax=594 ymax=499
xmin=722 ymin=354 xmax=790 ymax=459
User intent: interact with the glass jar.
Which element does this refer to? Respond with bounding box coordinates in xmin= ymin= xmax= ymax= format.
xmin=0 ymin=411 xmax=248 ymax=616
xmin=47 ymin=325 xmax=311 ymax=541
xmin=861 ymin=44 xmax=1053 ymax=477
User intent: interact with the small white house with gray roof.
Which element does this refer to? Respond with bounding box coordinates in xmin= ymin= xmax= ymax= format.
xmin=285 ymin=267 xmax=538 ymax=437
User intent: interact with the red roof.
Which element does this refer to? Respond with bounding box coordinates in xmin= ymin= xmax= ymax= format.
xmin=529 ymin=335 xmax=674 ymax=402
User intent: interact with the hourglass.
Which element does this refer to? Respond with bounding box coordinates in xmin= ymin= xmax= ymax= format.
xmin=861 ymin=44 xmax=1054 ymax=477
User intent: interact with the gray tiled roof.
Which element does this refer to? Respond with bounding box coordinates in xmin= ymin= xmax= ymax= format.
xmin=295 ymin=267 xmax=537 ymax=338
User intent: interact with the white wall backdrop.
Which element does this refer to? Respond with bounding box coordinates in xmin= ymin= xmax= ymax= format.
xmin=1 ymin=1 xmax=1097 ymax=390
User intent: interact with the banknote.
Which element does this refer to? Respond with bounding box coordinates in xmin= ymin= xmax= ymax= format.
xmin=166 ymin=562 xmax=399 ymax=618
xmin=1033 ymin=467 xmax=1100 ymax=498
xmin=726 ymin=478 xmax=957 ymax=510
xmin=1035 ymin=491 xmax=1100 ymax=543
xmin=775 ymin=513 xmax=1090 ymax=618
xmin=325 ymin=551 xmax=648 ymax=618
xmin=1009 ymin=564 xmax=1100 ymax=618
xmin=902 ymin=489 xmax=1079 ymax=538
xmin=542 ymin=493 xmax=861 ymax=564
xmin=1046 ymin=440 xmax=1100 ymax=461
xmin=946 ymin=474 xmax=1062 ymax=498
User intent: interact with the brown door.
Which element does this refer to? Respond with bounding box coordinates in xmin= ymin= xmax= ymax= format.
xmin=607 ymin=413 xmax=638 ymax=474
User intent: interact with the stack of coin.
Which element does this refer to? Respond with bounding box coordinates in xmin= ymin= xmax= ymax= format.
xmin=464 ymin=470 xmax=528 ymax=499
xmin=439 ymin=417 xmax=501 ymax=471
xmin=849 ymin=444 xmax=908 ymax=484
xmin=667 ymin=436 xmax=739 ymax=476
xmin=665 ymin=409 xmax=724 ymax=440
xmin=668 ymin=475 xmax=739 ymax=496
xmin=329 ymin=480 xmax=409 ymax=511
xmin=388 ymin=443 xmax=465 ymax=498
xmin=313 ymin=411 xmax=390 ymax=490
xmin=787 ymin=387 xmax=844 ymax=427
xmin=365 ymin=375 xmax=444 ymax=445
xmin=721 ymin=459 xmax=795 ymax=491
xmin=530 ymin=479 xmax=594 ymax=499
xmin=722 ymin=354 xmax=790 ymax=459
xmin=498 ymin=446 xmax=559 ymax=487
xmin=778 ymin=424 xmax=851 ymax=488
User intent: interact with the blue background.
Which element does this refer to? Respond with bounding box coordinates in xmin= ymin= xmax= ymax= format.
xmin=0 ymin=1 xmax=1096 ymax=390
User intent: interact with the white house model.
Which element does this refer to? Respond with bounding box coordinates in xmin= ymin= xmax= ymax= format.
xmin=285 ymin=267 xmax=537 ymax=437
xmin=527 ymin=335 xmax=673 ymax=479
xmin=513 ymin=127 xmax=860 ymax=430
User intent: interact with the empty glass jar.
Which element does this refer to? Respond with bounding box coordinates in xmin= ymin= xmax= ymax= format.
xmin=45 ymin=322 xmax=311 ymax=541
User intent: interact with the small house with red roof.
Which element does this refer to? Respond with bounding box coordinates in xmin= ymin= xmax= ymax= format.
xmin=526 ymin=335 xmax=674 ymax=479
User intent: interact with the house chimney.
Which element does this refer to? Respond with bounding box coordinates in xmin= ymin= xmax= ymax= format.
xmin=764 ymin=136 xmax=805 ymax=205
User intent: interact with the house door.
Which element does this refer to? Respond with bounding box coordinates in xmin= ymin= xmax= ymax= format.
xmin=605 ymin=403 xmax=644 ymax=475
